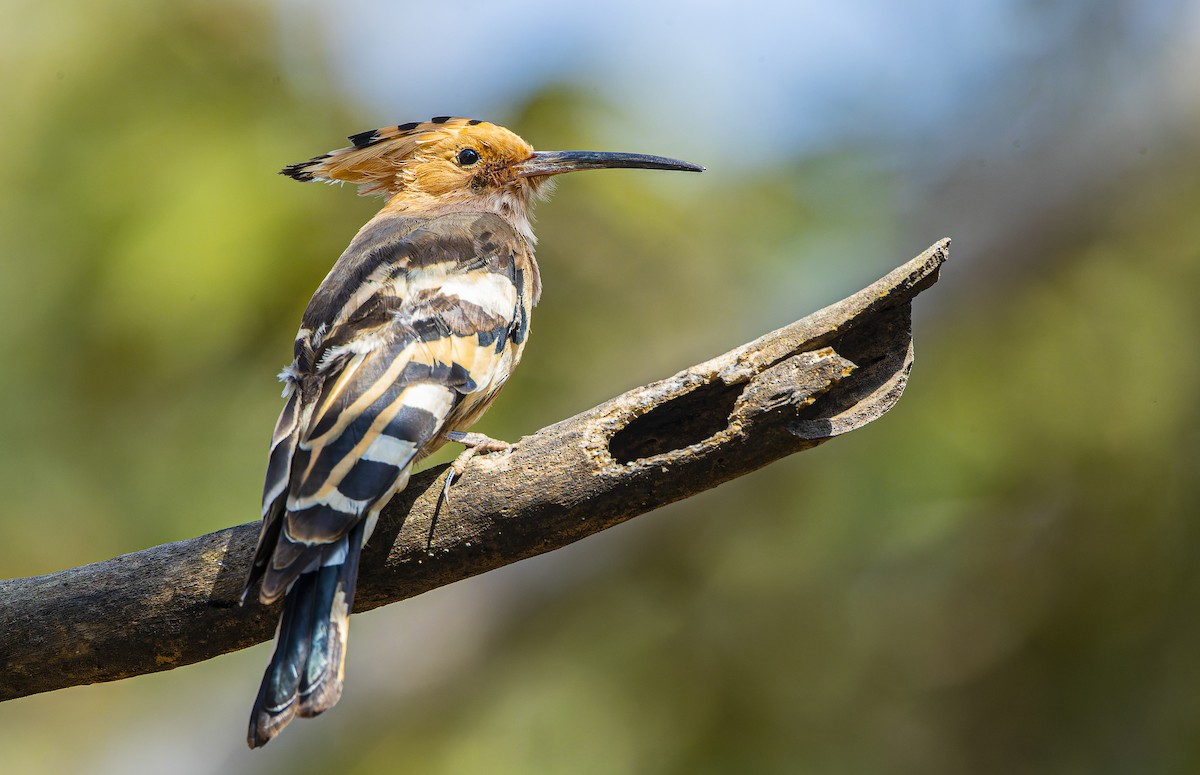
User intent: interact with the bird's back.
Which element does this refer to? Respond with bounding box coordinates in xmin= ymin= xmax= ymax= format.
xmin=248 ymin=210 xmax=537 ymax=602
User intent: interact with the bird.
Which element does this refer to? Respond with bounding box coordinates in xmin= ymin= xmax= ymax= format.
xmin=241 ymin=116 xmax=702 ymax=748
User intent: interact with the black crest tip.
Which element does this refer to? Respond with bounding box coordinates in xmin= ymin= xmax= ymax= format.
xmin=280 ymin=163 xmax=314 ymax=181
xmin=279 ymin=152 xmax=330 ymax=182
xmin=348 ymin=129 xmax=382 ymax=149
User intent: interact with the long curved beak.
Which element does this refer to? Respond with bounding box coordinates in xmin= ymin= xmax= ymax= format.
xmin=515 ymin=150 xmax=705 ymax=178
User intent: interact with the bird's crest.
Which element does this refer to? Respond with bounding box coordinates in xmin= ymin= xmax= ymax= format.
xmin=281 ymin=117 xmax=524 ymax=197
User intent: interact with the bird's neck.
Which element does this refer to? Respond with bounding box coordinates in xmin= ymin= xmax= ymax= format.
xmin=381 ymin=188 xmax=538 ymax=247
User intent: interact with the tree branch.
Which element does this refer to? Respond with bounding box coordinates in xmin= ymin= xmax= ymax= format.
xmin=0 ymin=239 xmax=950 ymax=701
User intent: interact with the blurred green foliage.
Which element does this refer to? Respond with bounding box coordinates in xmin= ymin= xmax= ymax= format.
xmin=3 ymin=1 xmax=1200 ymax=773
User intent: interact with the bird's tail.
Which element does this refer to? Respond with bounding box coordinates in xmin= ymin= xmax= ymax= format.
xmin=247 ymin=523 xmax=365 ymax=749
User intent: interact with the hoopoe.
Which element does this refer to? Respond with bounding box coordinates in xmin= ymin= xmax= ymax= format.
xmin=241 ymin=117 xmax=702 ymax=747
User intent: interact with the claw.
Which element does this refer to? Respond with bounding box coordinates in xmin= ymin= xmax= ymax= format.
xmin=439 ymin=432 xmax=514 ymax=505
xmin=441 ymin=463 xmax=459 ymax=504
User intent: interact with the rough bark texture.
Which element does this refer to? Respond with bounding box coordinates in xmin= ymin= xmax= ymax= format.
xmin=0 ymin=239 xmax=950 ymax=701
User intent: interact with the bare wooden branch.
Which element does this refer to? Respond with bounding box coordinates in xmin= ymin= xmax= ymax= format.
xmin=0 ymin=239 xmax=950 ymax=701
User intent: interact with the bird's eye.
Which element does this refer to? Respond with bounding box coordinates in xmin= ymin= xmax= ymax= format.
xmin=457 ymin=148 xmax=481 ymax=166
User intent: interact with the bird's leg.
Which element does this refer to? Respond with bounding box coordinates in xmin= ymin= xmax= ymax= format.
xmin=441 ymin=431 xmax=515 ymax=501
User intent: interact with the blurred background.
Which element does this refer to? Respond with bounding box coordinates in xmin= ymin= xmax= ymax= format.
xmin=3 ymin=0 xmax=1200 ymax=772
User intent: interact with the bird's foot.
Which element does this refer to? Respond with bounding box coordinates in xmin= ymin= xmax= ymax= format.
xmin=441 ymin=431 xmax=514 ymax=501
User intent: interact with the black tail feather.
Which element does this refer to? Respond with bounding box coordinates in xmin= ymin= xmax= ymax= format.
xmin=247 ymin=524 xmax=365 ymax=748
xmin=298 ymin=527 xmax=363 ymax=716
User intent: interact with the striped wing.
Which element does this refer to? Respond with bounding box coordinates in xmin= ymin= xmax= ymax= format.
xmin=244 ymin=211 xmax=532 ymax=603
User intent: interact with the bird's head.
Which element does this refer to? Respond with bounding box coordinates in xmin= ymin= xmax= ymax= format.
xmin=282 ymin=117 xmax=702 ymax=237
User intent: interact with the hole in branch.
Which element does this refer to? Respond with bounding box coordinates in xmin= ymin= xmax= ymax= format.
xmin=609 ymin=381 xmax=744 ymax=463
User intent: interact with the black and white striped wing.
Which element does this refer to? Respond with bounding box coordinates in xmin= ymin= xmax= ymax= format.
xmin=244 ymin=211 xmax=530 ymax=603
